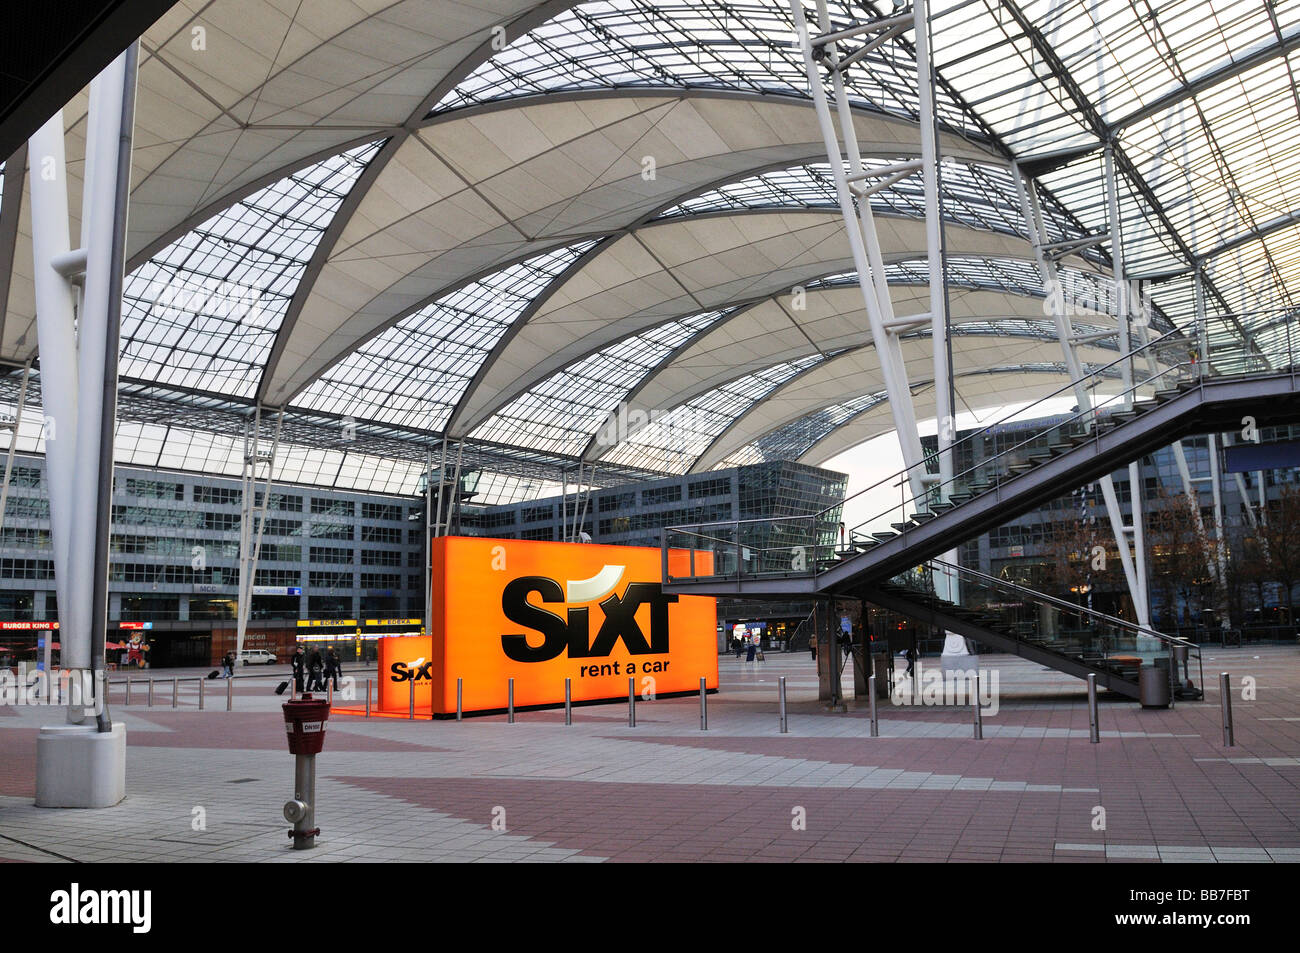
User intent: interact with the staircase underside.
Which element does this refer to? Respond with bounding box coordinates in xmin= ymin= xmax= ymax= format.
xmin=861 ymin=583 xmax=1142 ymax=699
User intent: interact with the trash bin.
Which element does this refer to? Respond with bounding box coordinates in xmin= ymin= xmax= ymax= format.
xmin=1139 ymin=663 xmax=1171 ymax=708
xmin=870 ymin=650 xmax=892 ymax=698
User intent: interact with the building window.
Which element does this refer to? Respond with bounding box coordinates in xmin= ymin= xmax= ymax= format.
xmin=309 ymin=570 xmax=352 ymax=589
xmin=193 ymin=485 xmax=241 ymax=505
xmin=598 ymin=492 xmax=635 ymax=513
xmin=125 ymin=478 xmax=184 ymax=500
xmin=642 ymin=485 xmax=682 ymax=505
xmin=254 ymin=491 xmax=304 ymax=512
xmin=521 ymin=504 xmax=553 ymax=523
xmin=309 ymin=546 xmax=353 ymax=564
xmin=253 ymin=568 xmax=301 ymax=587
xmin=361 ymin=549 xmax=402 ymax=566
xmin=311 ymin=498 xmax=355 ymax=517
xmin=309 ymin=522 xmax=353 ymax=540
xmin=0 ymin=558 xmax=54 ymax=579
xmin=361 ymin=525 xmax=402 ymax=545
xmin=7 ymin=466 xmax=41 ymax=488
xmin=688 ymin=477 xmax=731 ymax=499
xmin=361 ymin=502 xmax=402 ymax=521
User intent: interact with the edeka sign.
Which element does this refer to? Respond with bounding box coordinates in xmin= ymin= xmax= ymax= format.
xmin=377 ymin=538 xmax=716 ymax=716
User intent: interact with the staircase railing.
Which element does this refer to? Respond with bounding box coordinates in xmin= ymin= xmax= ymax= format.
xmin=884 ymin=558 xmax=1203 ymax=698
xmin=664 ymin=320 xmax=1196 ymax=581
xmin=663 ymin=311 xmax=1300 ymax=589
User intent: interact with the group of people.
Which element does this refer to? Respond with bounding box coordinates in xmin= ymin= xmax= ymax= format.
xmin=291 ymin=644 xmax=342 ymax=693
xmin=730 ymin=635 xmax=762 ymax=662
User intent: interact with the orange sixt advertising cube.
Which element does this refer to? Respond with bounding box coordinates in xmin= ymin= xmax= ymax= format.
xmin=379 ymin=537 xmax=716 ymax=716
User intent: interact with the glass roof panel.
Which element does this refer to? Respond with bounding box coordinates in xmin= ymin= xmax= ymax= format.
xmin=118 ymin=141 xmax=383 ymax=399
xmin=469 ymin=309 xmax=731 ymax=456
xmin=436 ymin=1 xmax=982 ymax=137
xmin=292 ymin=242 xmax=599 ymax=432
xmin=597 ymin=353 xmax=826 ymax=473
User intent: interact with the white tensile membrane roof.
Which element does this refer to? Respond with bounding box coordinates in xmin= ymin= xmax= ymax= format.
xmin=0 ymin=0 xmax=1293 ymax=501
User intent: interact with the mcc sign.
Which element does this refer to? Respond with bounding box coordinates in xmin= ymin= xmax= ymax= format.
xmin=377 ymin=537 xmax=716 ymax=716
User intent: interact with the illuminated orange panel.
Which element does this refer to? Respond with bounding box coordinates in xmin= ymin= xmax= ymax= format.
xmin=376 ymin=537 xmax=716 ymax=716
xmin=378 ymin=634 xmax=436 ymax=714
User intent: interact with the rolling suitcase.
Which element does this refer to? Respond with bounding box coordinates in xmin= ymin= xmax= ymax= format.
xmin=274 ymin=681 xmax=289 ymax=696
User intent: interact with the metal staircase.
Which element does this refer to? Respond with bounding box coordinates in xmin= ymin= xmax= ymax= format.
xmin=661 ymin=324 xmax=1300 ymax=601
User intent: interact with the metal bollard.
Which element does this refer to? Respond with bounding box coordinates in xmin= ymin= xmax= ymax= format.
xmin=564 ymin=677 xmax=572 ymax=725
xmin=328 ymin=681 xmax=333 ymax=707
xmin=1087 ymin=673 xmax=1099 ymax=743
xmin=198 ymin=676 xmax=205 ymax=710
xmin=408 ymin=679 xmax=414 ymax=720
xmin=365 ymin=679 xmax=371 ymax=718
xmin=147 ymin=678 xmax=155 ymax=707
xmin=627 ymin=677 xmax=636 ymax=727
xmin=699 ymin=677 xmax=707 ymax=730
xmin=125 ymin=677 xmax=132 ymax=707
xmin=868 ymin=674 xmax=879 ymax=737
xmin=226 ymin=674 xmax=233 ymax=711
xmin=972 ymin=671 xmax=983 ymax=740
xmin=778 ymin=675 xmax=788 ymax=733
xmin=172 ymin=677 xmax=178 ymax=709
xmin=1220 ymin=672 xmax=1234 ymax=747
xmin=456 ymin=678 xmax=463 ymax=721
xmin=508 ymin=678 xmax=515 ymax=724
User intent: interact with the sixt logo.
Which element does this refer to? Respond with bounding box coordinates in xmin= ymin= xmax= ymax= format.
xmin=501 ymin=565 xmax=676 ymax=663
xmin=389 ymin=656 xmax=432 ymax=682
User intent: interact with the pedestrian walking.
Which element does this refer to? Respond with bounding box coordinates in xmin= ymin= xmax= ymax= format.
xmin=221 ymin=651 xmax=235 ymax=679
xmin=291 ymin=645 xmax=306 ymax=693
xmin=809 ymin=634 xmax=817 ymax=662
xmin=325 ymin=647 xmax=341 ymax=691
xmin=306 ymin=645 xmax=325 ymax=692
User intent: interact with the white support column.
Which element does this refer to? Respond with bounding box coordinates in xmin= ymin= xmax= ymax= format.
xmin=1102 ymin=144 xmax=1153 ymax=632
xmin=31 ymin=47 xmax=138 ymax=806
xmin=1013 ymin=162 xmax=1149 ymax=628
xmin=448 ymin=439 xmax=464 ymax=536
xmin=793 ymin=0 xmax=927 ymax=504
xmin=236 ymin=408 xmax=282 ymax=664
xmin=914 ymin=0 xmax=952 ymax=497
xmin=432 ymin=434 xmax=448 ymax=538
xmin=27 ymin=113 xmax=80 ymax=655
xmin=560 ymin=467 xmax=569 ymax=541
xmin=235 ymin=413 xmax=257 ymax=659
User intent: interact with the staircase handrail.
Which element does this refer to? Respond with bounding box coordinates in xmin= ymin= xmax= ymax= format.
xmin=925 ymin=558 xmax=1195 ymax=650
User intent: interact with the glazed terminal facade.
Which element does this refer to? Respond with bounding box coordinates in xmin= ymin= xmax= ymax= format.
xmin=0 ymin=456 xmax=845 ymax=665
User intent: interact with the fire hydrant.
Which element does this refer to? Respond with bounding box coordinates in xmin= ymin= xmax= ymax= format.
xmin=282 ymin=693 xmax=330 ymax=849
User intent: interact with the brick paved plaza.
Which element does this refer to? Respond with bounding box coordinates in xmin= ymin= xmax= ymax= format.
xmin=1 ymin=648 xmax=1297 ymax=863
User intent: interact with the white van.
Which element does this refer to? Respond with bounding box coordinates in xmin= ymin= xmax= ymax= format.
xmin=238 ymin=649 xmax=278 ymax=666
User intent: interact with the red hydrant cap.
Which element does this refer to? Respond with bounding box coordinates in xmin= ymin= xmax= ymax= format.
xmin=283 ymin=694 xmax=331 ymax=755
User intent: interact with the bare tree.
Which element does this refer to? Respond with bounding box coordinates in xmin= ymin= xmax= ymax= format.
xmin=1254 ymin=483 xmax=1300 ymax=622
xmin=1146 ymin=487 xmax=1224 ymax=630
